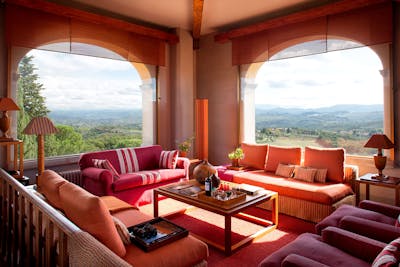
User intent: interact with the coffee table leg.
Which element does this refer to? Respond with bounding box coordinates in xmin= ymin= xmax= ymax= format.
xmin=153 ymin=190 xmax=159 ymax=217
xmin=225 ymin=215 xmax=232 ymax=255
xmin=271 ymin=194 xmax=278 ymax=226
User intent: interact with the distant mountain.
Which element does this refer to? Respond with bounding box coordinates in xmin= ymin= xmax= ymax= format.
xmin=255 ymin=104 xmax=383 ymax=131
xmin=49 ymin=109 xmax=142 ymax=126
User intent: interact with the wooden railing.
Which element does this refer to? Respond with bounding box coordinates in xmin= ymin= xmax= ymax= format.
xmin=0 ymin=169 xmax=131 ymax=267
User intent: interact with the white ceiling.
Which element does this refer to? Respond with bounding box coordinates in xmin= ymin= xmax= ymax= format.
xmin=63 ymin=0 xmax=328 ymax=35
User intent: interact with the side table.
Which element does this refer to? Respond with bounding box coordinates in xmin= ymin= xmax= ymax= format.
xmin=0 ymin=139 xmax=24 ymax=179
xmin=355 ymin=173 xmax=400 ymax=206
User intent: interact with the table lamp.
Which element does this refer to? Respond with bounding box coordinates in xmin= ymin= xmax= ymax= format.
xmin=0 ymin=97 xmax=20 ymax=140
xmin=364 ymin=134 xmax=395 ymax=180
xmin=23 ymin=117 xmax=58 ymax=176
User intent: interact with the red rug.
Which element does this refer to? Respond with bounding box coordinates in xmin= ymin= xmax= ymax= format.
xmin=139 ymin=199 xmax=315 ymax=267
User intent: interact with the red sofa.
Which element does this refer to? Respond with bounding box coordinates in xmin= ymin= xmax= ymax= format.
xmin=79 ymin=145 xmax=190 ymax=206
xmin=259 ymin=226 xmax=391 ymax=267
xmin=316 ymin=200 xmax=400 ymax=243
xmin=218 ymin=143 xmax=358 ymax=222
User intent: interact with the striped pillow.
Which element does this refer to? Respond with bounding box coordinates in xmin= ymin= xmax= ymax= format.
xmin=293 ymin=166 xmax=317 ymax=183
xmin=92 ymin=159 xmax=120 ymax=180
xmin=275 ymin=163 xmax=295 ymax=178
xmin=372 ymin=237 xmax=400 ymax=267
xmin=112 ymin=216 xmax=130 ymax=245
xmin=159 ymin=150 xmax=179 ymax=169
xmin=314 ymin=168 xmax=328 ymax=183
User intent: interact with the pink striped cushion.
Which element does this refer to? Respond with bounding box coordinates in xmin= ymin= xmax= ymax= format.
xmin=92 ymin=159 xmax=120 ymax=180
xmin=275 ymin=163 xmax=295 ymax=178
xmin=293 ymin=166 xmax=317 ymax=183
xmin=314 ymin=168 xmax=328 ymax=183
xmin=372 ymin=237 xmax=400 ymax=267
xmin=159 ymin=150 xmax=179 ymax=169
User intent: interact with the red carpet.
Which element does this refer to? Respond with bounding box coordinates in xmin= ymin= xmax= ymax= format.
xmin=139 ymin=199 xmax=315 ymax=267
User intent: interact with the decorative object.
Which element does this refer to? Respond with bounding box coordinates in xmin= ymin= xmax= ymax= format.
xmin=0 ymin=97 xmax=20 ymax=140
xmin=364 ymin=134 xmax=395 ymax=180
xmin=23 ymin=116 xmax=58 ymax=176
xmin=192 ymin=160 xmax=216 ymax=184
xmin=210 ymin=173 xmax=220 ymax=189
xmin=228 ymin=147 xmax=244 ymax=167
xmin=177 ymin=136 xmax=194 ymax=157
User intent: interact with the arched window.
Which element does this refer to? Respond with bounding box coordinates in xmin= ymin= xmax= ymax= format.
xmin=240 ymin=40 xmax=390 ymax=156
xmin=13 ymin=44 xmax=156 ymax=160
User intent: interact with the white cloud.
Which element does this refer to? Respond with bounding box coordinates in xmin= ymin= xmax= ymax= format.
xmin=255 ymin=46 xmax=383 ymax=108
xmin=26 ymin=49 xmax=146 ymax=110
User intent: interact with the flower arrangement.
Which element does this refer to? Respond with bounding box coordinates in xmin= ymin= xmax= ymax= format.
xmin=177 ymin=137 xmax=194 ymax=152
xmin=228 ymin=147 xmax=244 ymax=167
xmin=228 ymin=147 xmax=244 ymax=160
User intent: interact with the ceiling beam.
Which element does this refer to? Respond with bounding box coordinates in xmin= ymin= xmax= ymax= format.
xmin=215 ymin=0 xmax=389 ymax=43
xmin=6 ymin=0 xmax=179 ymax=44
xmin=193 ymin=0 xmax=204 ymax=49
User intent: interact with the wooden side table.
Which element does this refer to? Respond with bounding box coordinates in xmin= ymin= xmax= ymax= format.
xmin=0 ymin=139 xmax=24 ymax=179
xmin=355 ymin=173 xmax=400 ymax=206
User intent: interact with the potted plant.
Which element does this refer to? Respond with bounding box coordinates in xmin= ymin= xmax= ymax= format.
xmin=228 ymin=147 xmax=244 ymax=167
xmin=177 ymin=137 xmax=194 ymax=157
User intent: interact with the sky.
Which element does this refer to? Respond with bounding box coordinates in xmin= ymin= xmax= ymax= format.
xmin=255 ymin=46 xmax=384 ymax=108
xmin=28 ymin=49 xmax=143 ymax=110
xmin=26 ymin=43 xmax=384 ymax=111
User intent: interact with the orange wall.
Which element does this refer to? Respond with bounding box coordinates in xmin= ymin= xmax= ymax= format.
xmin=196 ymin=34 xmax=238 ymax=165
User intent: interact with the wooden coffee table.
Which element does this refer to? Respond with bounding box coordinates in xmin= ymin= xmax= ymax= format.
xmin=153 ymin=180 xmax=278 ymax=255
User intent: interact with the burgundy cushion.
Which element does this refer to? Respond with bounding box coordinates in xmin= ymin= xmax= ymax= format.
xmin=316 ymin=204 xmax=397 ymax=234
xmin=112 ymin=169 xmax=185 ymax=192
xmin=259 ymin=233 xmax=370 ymax=267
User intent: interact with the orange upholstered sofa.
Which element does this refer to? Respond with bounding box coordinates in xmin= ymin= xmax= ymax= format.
xmin=218 ymin=143 xmax=358 ymax=223
xmin=10 ymin=170 xmax=208 ymax=267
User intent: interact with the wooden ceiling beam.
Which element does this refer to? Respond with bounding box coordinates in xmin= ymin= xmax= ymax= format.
xmin=193 ymin=0 xmax=204 ymax=49
xmin=6 ymin=0 xmax=179 ymax=44
xmin=215 ymin=0 xmax=389 ymax=43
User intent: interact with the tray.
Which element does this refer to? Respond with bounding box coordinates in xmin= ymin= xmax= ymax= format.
xmin=128 ymin=217 xmax=188 ymax=252
xmin=197 ymin=190 xmax=246 ymax=207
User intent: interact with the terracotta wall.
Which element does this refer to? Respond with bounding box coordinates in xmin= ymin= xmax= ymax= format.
xmin=196 ymin=34 xmax=238 ymax=165
xmin=394 ymin=2 xmax=400 ymax=166
xmin=0 ymin=7 xmax=6 ymax=167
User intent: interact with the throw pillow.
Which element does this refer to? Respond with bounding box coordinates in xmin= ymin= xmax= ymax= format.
xmin=314 ymin=168 xmax=328 ymax=183
xmin=275 ymin=163 xmax=295 ymax=178
xmin=92 ymin=159 xmax=120 ymax=180
xmin=112 ymin=216 xmax=131 ymax=245
xmin=372 ymin=237 xmax=400 ymax=267
xmin=159 ymin=150 xmax=179 ymax=169
xmin=59 ymin=182 xmax=126 ymax=257
xmin=293 ymin=166 xmax=317 ymax=183
xmin=240 ymin=143 xmax=269 ymax=170
xmin=265 ymin=145 xmax=302 ymax=172
xmin=304 ymin=146 xmax=345 ymax=183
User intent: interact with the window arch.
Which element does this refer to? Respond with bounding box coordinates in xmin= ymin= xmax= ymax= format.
xmin=12 ymin=44 xmax=157 ymax=160
xmin=240 ymin=40 xmax=392 ymax=157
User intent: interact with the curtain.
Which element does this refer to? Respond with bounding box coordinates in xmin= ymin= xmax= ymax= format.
xmin=6 ymin=4 xmax=166 ymax=66
xmin=231 ymin=2 xmax=392 ymax=65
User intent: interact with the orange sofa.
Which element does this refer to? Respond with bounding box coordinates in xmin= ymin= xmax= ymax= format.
xmin=18 ymin=170 xmax=208 ymax=267
xmin=218 ymin=143 xmax=358 ymax=223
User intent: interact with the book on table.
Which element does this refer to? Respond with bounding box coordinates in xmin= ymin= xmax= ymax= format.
xmin=238 ymin=184 xmax=263 ymax=195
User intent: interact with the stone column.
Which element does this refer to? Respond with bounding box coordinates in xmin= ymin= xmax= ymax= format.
xmin=140 ymin=78 xmax=156 ymax=146
xmin=240 ymin=78 xmax=257 ymax=143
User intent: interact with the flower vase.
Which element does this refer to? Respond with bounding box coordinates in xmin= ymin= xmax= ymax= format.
xmin=232 ymin=158 xmax=240 ymax=167
xmin=179 ymin=151 xmax=188 ymax=157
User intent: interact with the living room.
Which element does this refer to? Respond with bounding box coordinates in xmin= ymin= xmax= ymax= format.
xmin=1 ymin=0 xmax=400 ymax=266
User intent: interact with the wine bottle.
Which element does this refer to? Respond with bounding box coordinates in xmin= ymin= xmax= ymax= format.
xmin=205 ymin=174 xmax=211 ymax=196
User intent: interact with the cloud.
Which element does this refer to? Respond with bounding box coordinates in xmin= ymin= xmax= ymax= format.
xmin=26 ymin=49 xmax=147 ymax=110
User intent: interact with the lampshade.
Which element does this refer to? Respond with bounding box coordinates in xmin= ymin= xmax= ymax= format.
xmin=23 ymin=117 xmax=58 ymax=135
xmin=364 ymin=134 xmax=394 ymax=150
xmin=0 ymin=97 xmax=20 ymax=111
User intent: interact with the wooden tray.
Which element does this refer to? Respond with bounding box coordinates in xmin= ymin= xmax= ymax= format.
xmin=128 ymin=217 xmax=188 ymax=252
xmin=197 ymin=190 xmax=246 ymax=207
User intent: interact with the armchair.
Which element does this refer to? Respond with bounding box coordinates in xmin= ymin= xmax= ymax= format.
xmin=259 ymin=227 xmax=387 ymax=267
xmin=316 ymin=200 xmax=400 ymax=243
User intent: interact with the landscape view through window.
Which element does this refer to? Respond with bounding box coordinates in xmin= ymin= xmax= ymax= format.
xmin=254 ymin=45 xmax=384 ymax=155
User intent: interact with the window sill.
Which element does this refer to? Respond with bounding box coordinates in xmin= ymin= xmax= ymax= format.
xmin=24 ymin=154 xmax=81 ymax=170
